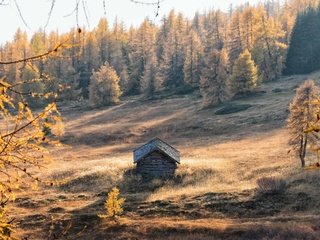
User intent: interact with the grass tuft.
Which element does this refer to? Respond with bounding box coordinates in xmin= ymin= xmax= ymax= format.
xmin=256 ymin=177 xmax=287 ymax=195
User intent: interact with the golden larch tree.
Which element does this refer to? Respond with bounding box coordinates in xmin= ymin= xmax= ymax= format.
xmin=100 ymin=187 xmax=125 ymax=220
xmin=230 ymin=49 xmax=258 ymax=95
xmin=89 ymin=62 xmax=122 ymax=107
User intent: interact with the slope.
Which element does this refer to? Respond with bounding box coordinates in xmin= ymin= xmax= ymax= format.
xmin=10 ymin=71 xmax=320 ymax=239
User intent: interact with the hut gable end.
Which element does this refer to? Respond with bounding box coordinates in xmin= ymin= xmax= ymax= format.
xmin=133 ymin=138 xmax=180 ymax=178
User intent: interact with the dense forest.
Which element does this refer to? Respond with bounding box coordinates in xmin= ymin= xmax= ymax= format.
xmin=284 ymin=3 xmax=320 ymax=74
xmin=0 ymin=0 xmax=320 ymax=108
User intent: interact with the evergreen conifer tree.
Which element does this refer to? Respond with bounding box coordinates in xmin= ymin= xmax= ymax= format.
xmin=284 ymin=7 xmax=320 ymax=74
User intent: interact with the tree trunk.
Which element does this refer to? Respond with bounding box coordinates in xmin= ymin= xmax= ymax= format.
xmin=300 ymin=134 xmax=307 ymax=167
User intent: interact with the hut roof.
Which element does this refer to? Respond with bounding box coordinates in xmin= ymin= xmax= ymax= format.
xmin=133 ymin=138 xmax=180 ymax=164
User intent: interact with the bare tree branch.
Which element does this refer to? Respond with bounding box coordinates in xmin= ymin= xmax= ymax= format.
xmin=13 ymin=0 xmax=30 ymax=29
xmin=75 ymin=0 xmax=81 ymax=28
xmin=0 ymin=41 xmax=66 ymax=65
xmin=44 ymin=0 xmax=56 ymax=29
xmin=82 ymin=0 xmax=90 ymax=28
xmin=0 ymin=0 xmax=8 ymax=6
xmin=129 ymin=0 xmax=164 ymax=5
xmin=103 ymin=0 xmax=107 ymax=16
xmin=155 ymin=0 xmax=160 ymax=17
xmin=129 ymin=0 xmax=164 ymax=18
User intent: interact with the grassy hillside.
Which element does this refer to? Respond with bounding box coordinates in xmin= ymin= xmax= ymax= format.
xmin=10 ymin=72 xmax=320 ymax=239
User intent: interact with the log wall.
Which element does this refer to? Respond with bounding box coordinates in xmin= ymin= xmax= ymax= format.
xmin=136 ymin=151 xmax=177 ymax=178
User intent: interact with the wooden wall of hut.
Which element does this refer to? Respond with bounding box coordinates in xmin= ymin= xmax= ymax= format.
xmin=136 ymin=151 xmax=177 ymax=178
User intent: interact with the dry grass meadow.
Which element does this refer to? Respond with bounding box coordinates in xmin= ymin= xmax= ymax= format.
xmin=9 ymin=72 xmax=320 ymax=239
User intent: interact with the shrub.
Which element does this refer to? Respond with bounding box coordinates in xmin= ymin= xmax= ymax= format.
xmin=256 ymin=177 xmax=287 ymax=194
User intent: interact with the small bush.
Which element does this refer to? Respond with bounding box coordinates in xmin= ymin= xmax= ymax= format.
xmin=215 ymin=103 xmax=251 ymax=115
xmin=256 ymin=177 xmax=287 ymax=194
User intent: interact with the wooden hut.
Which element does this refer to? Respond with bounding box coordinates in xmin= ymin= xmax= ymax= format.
xmin=133 ymin=138 xmax=180 ymax=178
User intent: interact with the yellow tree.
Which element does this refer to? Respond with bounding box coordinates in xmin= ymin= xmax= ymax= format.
xmin=159 ymin=11 xmax=187 ymax=89
xmin=95 ymin=18 xmax=110 ymax=66
xmin=183 ymin=30 xmax=203 ymax=88
xmin=228 ymin=10 xmax=243 ymax=65
xmin=251 ymin=9 xmax=287 ymax=82
xmin=89 ymin=62 xmax=122 ymax=107
xmin=0 ymin=78 xmax=62 ymax=238
xmin=129 ymin=18 xmax=156 ymax=94
xmin=99 ymin=187 xmax=125 ymax=220
xmin=240 ymin=6 xmax=258 ymax=50
xmin=200 ymin=48 xmax=230 ymax=108
xmin=140 ymin=51 xmax=159 ymax=98
xmin=0 ymin=39 xmax=66 ymax=238
xmin=287 ymin=80 xmax=320 ymax=167
xmin=231 ymin=49 xmax=258 ymax=95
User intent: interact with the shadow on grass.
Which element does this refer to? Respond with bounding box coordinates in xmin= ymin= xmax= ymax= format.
xmin=33 ymin=163 xmax=320 ymax=239
xmin=45 ymin=206 xmax=320 ymax=240
xmin=40 ymin=170 xmax=320 ymax=239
